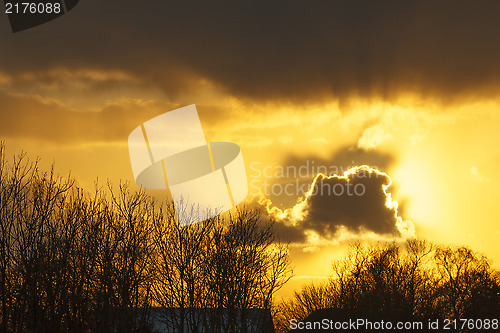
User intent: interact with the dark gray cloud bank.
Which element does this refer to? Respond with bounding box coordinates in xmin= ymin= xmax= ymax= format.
xmin=2 ymin=0 xmax=500 ymax=104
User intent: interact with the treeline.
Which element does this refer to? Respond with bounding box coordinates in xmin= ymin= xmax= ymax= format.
xmin=0 ymin=145 xmax=292 ymax=333
xmin=3 ymin=144 xmax=499 ymax=333
xmin=274 ymin=241 xmax=500 ymax=332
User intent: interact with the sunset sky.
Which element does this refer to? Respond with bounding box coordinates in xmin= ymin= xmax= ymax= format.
xmin=1 ymin=1 xmax=500 ymax=298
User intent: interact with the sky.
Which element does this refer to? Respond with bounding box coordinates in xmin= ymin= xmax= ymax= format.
xmin=1 ymin=0 xmax=500 ymax=298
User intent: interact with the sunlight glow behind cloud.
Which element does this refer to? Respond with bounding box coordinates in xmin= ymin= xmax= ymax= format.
xmin=261 ymin=166 xmax=415 ymax=246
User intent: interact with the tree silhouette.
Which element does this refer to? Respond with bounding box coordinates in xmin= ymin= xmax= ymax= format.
xmin=1 ymin=143 xmax=498 ymax=333
xmin=0 ymin=143 xmax=292 ymax=333
xmin=151 ymin=208 xmax=292 ymax=332
xmin=275 ymin=241 xmax=500 ymax=333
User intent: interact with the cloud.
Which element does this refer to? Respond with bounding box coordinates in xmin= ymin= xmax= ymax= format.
xmin=250 ymin=145 xmax=396 ymax=209
xmin=2 ymin=1 xmax=500 ymax=105
xmin=302 ymin=169 xmax=401 ymax=235
xmin=261 ymin=166 xmax=414 ymax=244
xmin=357 ymin=125 xmax=393 ymax=149
xmin=283 ymin=145 xmax=395 ymax=178
xmin=0 ymin=91 xmax=177 ymax=143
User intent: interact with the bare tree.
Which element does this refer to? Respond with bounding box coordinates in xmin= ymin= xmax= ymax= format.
xmin=0 ymin=145 xmax=161 ymax=333
xmin=0 ymin=144 xmax=291 ymax=333
xmin=151 ymin=203 xmax=216 ymax=332
xmin=433 ymin=246 xmax=500 ymax=318
xmin=276 ymin=241 xmax=500 ymax=333
xmin=152 ymin=206 xmax=292 ymax=332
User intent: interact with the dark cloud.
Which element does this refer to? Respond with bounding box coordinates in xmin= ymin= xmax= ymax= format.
xmin=238 ymin=199 xmax=308 ymax=243
xmin=284 ymin=146 xmax=395 ymax=175
xmin=302 ymin=169 xmax=398 ymax=235
xmin=0 ymin=89 xmax=241 ymax=143
xmin=0 ymin=91 xmax=177 ymax=142
xmin=2 ymin=1 xmax=500 ymax=104
xmin=266 ymin=167 xmax=402 ymax=243
xmin=271 ymin=217 xmax=308 ymax=244
xmin=265 ymin=146 xmax=395 ymax=208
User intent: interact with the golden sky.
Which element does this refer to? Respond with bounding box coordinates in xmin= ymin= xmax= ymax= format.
xmin=1 ymin=1 xmax=500 ymax=298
